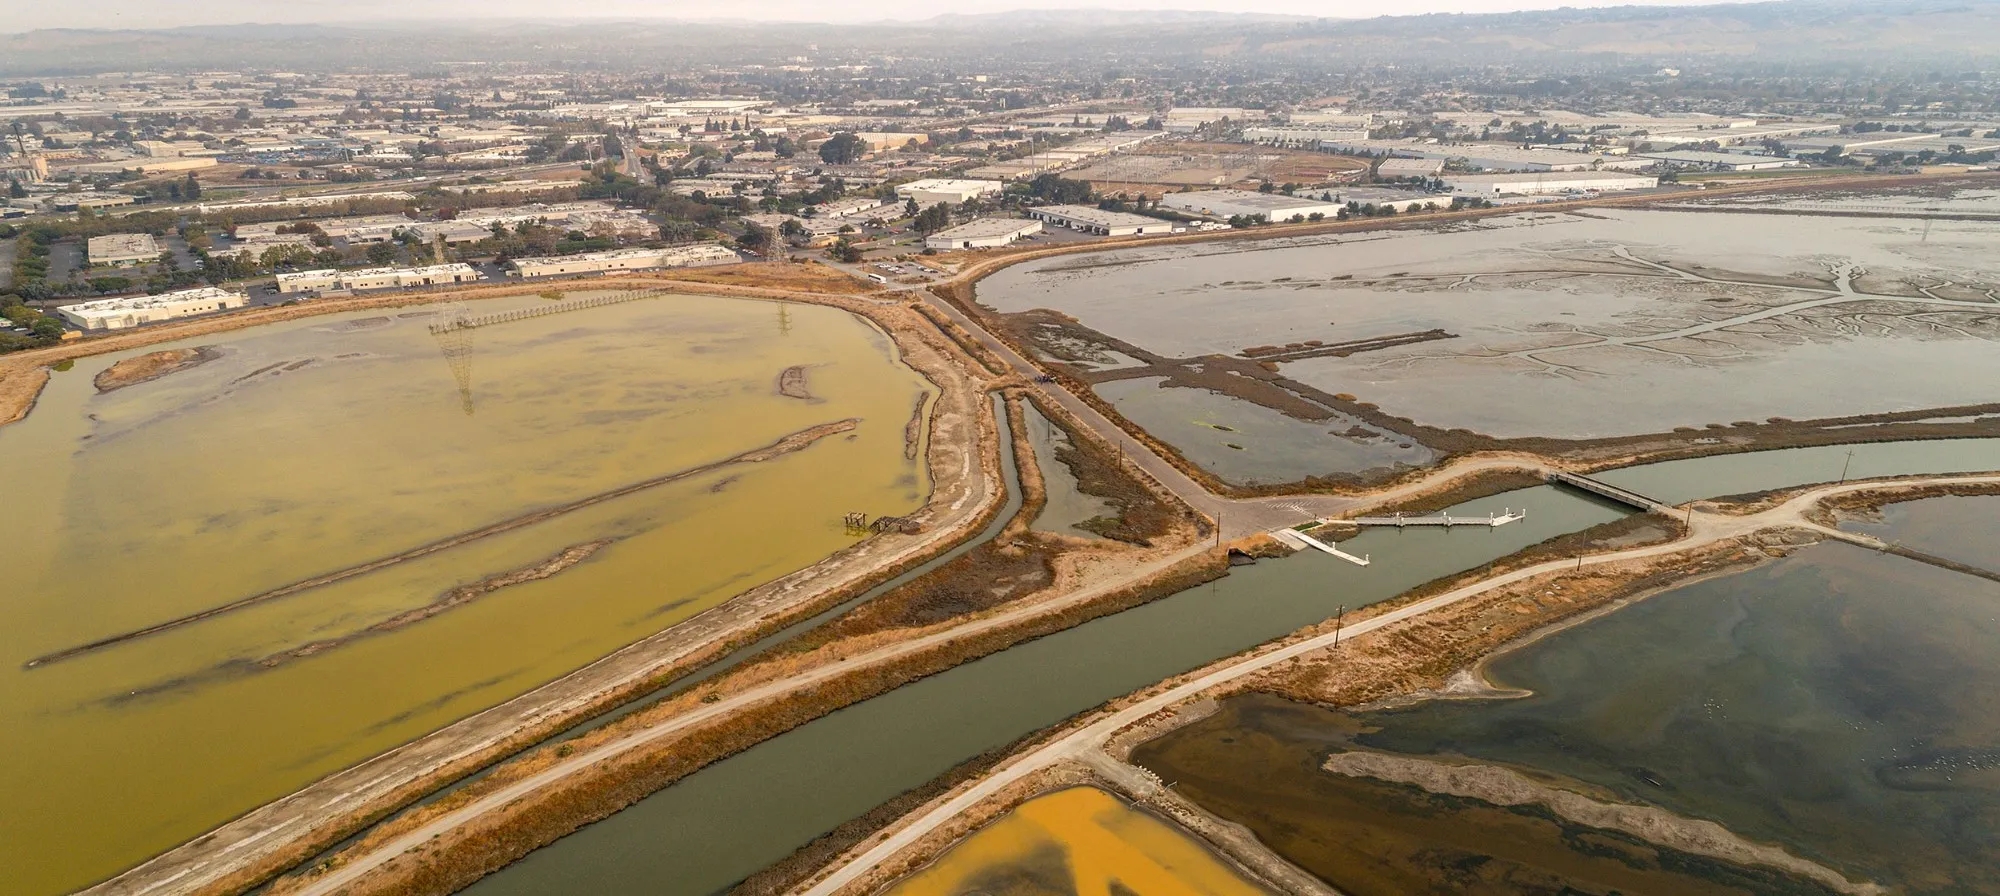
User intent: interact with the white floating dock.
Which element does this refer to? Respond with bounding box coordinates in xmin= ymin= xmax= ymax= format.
xmin=1272 ymin=528 xmax=1370 ymax=566
xmin=1340 ymin=508 xmax=1527 ymax=528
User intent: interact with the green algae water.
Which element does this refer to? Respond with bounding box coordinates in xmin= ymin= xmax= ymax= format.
xmin=0 ymin=293 xmax=932 ymax=896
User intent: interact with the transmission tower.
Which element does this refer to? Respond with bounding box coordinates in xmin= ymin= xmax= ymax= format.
xmin=428 ymin=302 xmax=475 ymax=415
xmin=777 ymin=304 xmax=792 ymax=337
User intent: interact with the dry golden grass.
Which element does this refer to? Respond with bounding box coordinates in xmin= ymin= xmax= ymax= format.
xmin=0 ymin=364 xmax=48 ymax=426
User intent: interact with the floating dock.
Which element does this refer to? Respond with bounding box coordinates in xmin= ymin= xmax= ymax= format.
xmin=1336 ymin=508 xmax=1527 ymax=529
xmin=1271 ymin=528 xmax=1370 ymax=566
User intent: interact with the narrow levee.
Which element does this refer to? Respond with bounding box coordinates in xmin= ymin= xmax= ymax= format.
xmin=455 ymin=437 xmax=2000 ymax=896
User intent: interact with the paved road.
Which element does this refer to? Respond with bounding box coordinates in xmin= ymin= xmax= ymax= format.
xmin=798 ymin=472 xmax=2000 ymax=896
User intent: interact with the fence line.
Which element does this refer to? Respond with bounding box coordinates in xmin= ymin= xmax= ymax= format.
xmin=427 ymin=287 xmax=667 ymax=333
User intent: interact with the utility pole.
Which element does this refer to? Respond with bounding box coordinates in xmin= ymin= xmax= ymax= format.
xmin=1838 ymin=447 xmax=1855 ymax=485
xmin=1334 ymin=605 xmax=1347 ymax=647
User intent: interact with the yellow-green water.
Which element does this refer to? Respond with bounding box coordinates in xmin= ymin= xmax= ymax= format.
xmin=884 ymin=786 xmax=1271 ymax=896
xmin=0 ymin=293 xmax=932 ymax=896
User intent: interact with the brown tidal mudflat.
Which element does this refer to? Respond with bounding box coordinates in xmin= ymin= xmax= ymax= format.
xmin=92 ymin=346 xmax=220 ymax=392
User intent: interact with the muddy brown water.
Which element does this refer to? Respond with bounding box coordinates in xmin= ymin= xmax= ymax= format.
xmin=461 ymin=438 xmax=2000 ymax=896
xmin=1021 ymin=401 xmax=1114 ymax=538
xmin=0 ymin=293 xmax=934 ymax=896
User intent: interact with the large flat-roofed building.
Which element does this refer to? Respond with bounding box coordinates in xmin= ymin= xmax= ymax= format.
xmin=1785 ymin=133 xmax=1938 ymax=154
xmin=1163 ymin=107 xmax=1249 ymax=132
xmin=1317 ymin=140 xmax=1647 ymax=172
xmin=195 ymin=190 xmax=415 ymax=215
xmin=229 ymin=234 xmax=318 ymax=256
xmin=1157 ymin=189 xmax=1345 ymax=222
xmin=1242 ymin=126 xmax=1371 ymax=146
xmin=895 ymin=178 xmax=1004 ymax=207
xmin=87 ymin=233 xmax=161 ymax=267
xmin=52 ymin=193 xmax=136 ymax=211
xmin=239 ymin=214 xmax=415 ymax=246
xmin=57 ymin=287 xmax=246 ymax=330
xmin=1442 ymin=171 xmax=1659 ymax=196
xmin=1377 ymin=158 xmax=1446 ymax=178
xmin=1324 ymin=188 xmax=1445 ymax=213
xmin=507 ymin=245 xmax=740 ymax=279
xmin=1636 ymin=150 xmax=1802 ymax=171
xmin=814 ymin=196 xmax=895 ymax=218
xmin=275 ymin=269 xmax=343 ymax=294
xmin=275 ymin=264 xmax=480 ymax=294
xmin=1025 ymin=205 xmax=1176 ymax=236
xmin=403 ymin=220 xmax=499 ymax=245
xmin=338 ymin=264 xmax=481 ymax=291
xmin=923 ymin=218 xmax=1042 ymax=251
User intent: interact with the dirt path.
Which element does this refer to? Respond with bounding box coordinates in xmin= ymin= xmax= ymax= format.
xmin=796 ymin=471 xmax=2000 ymax=896
xmin=277 ymin=543 xmax=1215 ymax=896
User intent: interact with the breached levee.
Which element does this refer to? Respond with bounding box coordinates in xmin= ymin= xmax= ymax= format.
xmin=1321 ymin=750 xmax=1885 ymax=896
xmin=24 ymin=419 xmax=862 ymax=670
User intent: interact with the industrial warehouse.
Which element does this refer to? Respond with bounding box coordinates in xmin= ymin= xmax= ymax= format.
xmin=1158 ymin=189 xmax=1347 ymax=221
xmin=895 ymin=178 xmax=1005 ymax=206
xmin=86 ymin=233 xmax=161 ymax=267
xmin=506 ymin=244 xmax=740 ymax=278
xmin=56 ymin=287 xmax=247 ymax=330
xmin=276 ymin=263 xmax=482 ymax=294
xmin=1442 ymin=171 xmax=1660 ymax=196
xmin=1025 ymin=205 xmax=1178 ymax=236
xmin=923 ymin=218 xmax=1042 ymax=251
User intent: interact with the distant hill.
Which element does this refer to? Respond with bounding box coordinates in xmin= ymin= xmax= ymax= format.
xmin=0 ymin=0 xmax=1994 ymax=75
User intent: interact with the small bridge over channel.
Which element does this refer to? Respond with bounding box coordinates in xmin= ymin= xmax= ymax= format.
xmin=1545 ymin=470 xmax=1670 ymax=513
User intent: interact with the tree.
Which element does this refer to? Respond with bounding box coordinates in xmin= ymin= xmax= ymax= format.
xmin=182 ymin=173 xmax=202 ymax=201
xmin=818 ymin=133 xmax=866 ymax=165
xmin=913 ymin=202 xmax=952 ymax=234
xmin=736 ymin=222 xmax=772 ymax=253
xmin=1024 ymin=173 xmax=1092 ymax=204
xmin=6 ymin=180 xmax=22 ymax=199
xmin=31 ymin=317 xmax=64 ymax=339
xmin=903 ymin=197 xmax=921 ymax=218
xmin=366 ymin=242 xmax=399 ymax=265
xmin=828 ymin=238 xmax=864 ymax=263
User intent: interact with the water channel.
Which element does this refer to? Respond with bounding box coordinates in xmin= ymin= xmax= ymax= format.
xmin=1133 ymin=492 xmax=2000 ymax=895
xmin=464 ymin=437 xmax=2000 ymax=895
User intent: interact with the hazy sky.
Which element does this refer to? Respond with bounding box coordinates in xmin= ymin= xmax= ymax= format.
xmin=15 ymin=0 xmax=1748 ymax=31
